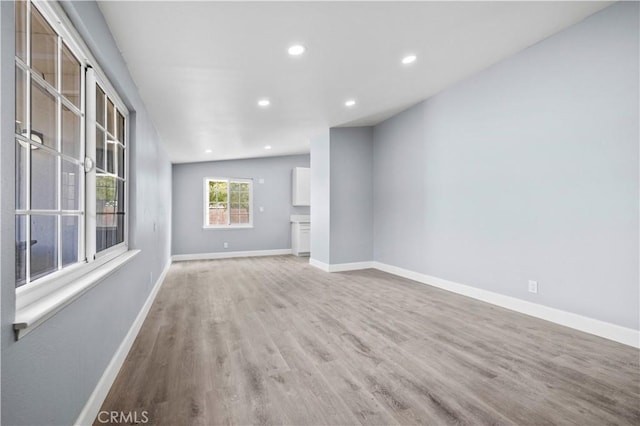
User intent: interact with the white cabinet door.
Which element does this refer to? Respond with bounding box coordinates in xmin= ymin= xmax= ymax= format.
xmin=298 ymin=223 xmax=310 ymax=253
xmin=291 ymin=223 xmax=310 ymax=256
xmin=292 ymin=167 xmax=310 ymax=206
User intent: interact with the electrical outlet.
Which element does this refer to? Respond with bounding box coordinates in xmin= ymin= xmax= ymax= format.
xmin=528 ymin=280 xmax=538 ymax=294
xmin=223 ymin=242 xmax=229 ymax=249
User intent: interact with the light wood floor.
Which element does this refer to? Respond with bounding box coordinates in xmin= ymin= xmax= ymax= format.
xmin=96 ymin=256 xmax=640 ymax=425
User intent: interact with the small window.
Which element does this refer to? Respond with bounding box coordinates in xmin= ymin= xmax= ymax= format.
xmin=94 ymin=83 xmax=127 ymax=254
xmin=204 ymin=178 xmax=253 ymax=228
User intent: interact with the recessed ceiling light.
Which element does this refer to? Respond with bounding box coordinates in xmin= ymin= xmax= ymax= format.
xmin=402 ymin=54 xmax=417 ymax=65
xmin=205 ymin=149 xmax=212 ymax=153
xmin=264 ymin=145 xmax=272 ymax=150
xmin=288 ymin=45 xmax=306 ymax=56
xmin=345 ymin=99 xmax=356 ymax=107
xmin=258 ymin=99 xmax=270 ymax=107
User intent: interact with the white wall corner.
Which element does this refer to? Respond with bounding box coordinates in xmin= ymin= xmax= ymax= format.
xmin=74 ymin=259 xmax=172 ymax=426
xmin=308 ymin=258 xmax=331 ymax=272
xmin=172 ymin=249 xmax=292 ymax=262
xmin=372 ymin=262 xmax=639 ymax=348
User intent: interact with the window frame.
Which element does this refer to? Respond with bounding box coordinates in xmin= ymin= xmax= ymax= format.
xmin=203 ymin=177 xmax=254 ymax=229
xmin=89 ymin=73 xmax=129 ymax=261
xmin=13 ymin=0 xmax=134 ymax=337
xmin=14 ymin=0 xmax=88 ymax=290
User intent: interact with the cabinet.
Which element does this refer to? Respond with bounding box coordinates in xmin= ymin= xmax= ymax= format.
xmin=291 ymin=221 xmax=310 ymax=256
xmin=292 ymin=167 xmax=310 ymax=206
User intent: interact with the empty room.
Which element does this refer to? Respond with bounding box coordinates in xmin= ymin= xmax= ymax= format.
xmin=0 ymin=0 xmax=638 ymax=425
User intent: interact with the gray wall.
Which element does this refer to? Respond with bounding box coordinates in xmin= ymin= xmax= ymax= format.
xmin=373 ymin=104 xmax=426 ymax=272
xmin=329 ymin=127 xmax=374 ymax=264
xmin=310 ymin=131 xmax=331 ymax=264
xmin=1 ymin=2 xmax=173 ymax=425
xmin=373 ymin=2 xmax=639 ymax=330
xmin=172 ymin=155 xmax=310 ymax=255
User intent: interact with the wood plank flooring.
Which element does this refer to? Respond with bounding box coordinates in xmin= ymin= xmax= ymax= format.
xmin=95 ymin=256 xmax=640 ymax=425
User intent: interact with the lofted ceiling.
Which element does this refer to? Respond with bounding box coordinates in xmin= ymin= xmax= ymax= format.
xmin=97 ymin=1 xmax=612 ymax=164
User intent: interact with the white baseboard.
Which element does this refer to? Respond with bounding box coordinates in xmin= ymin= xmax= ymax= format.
xmin=172 ymin=249 xmax=292 ymax=262
xmin=372 ymin=261 xmax=639 ymax=348
xmin=308 ymin=259 xmax=374 ymax=272
xmin=74 ymin=259 xmax=172 ymax=426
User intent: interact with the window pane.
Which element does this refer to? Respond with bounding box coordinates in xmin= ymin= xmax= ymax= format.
xmin=240 ymin=192 xmax=250 ymax=209
xmin=116 ymin=179 xmax=125 ymax=213
xmin=30 ymin=214 xmax=58 ymax=280
xmin=62 ymin=160 xmax=80 ymax=210
xmin=97 ymin=175 xmax=116 ymax=216
xmin=62 ymin=105 xmax=81 ymax=159
xmin=117 ymin=145 xmax=125 ymax=179
xmin=115 ymin=180 xmax=125 ymax=244
xmin=31 ymin=6 xmax=57 ymax=87
xmin=230 ymin=191 xmax=240 ymax=208
xmin=230 ymin=182 xmax=240 ymax=191
xmin=117 ymin=111 xmax=125 ymax=143
xmin=96 ymin=87 xmax=105 ymax=127
xmin=61 ymin=215 xmax=79 ymax=267
xmin=16 ymin=0 xmax=27 ymax=61
xmin=16 ymin=140 xmax=28 ymax=210
xmin=106 ymin=139 xmax=116 ymax=174
xmin=61 ymin=43 xmax=80 ymax=108
xmin=238 ymin=215 xmax=250 ymax=224
xmin=230 ymin=213 xmax=240 ymax=224
xmin=96 ymin=175 xmax=123 ymax=252
xmin=16 ymin=65 xmax=27 ymax=134
xmin=116 ymin=214 xmax=125 ymax=245
xmin=107 ymin=99 xmax=115 ymax=135
xmin=209 ymin=180 xmax=227 ymax=204
xmin=239 ymin=183 xmax=249 ymax=192
xmin=96 ymin=127 xmax=105 ymax=171
xmin=31 ymin=148 xmax=57 ymax=210
xmin=208 ymin=204 xmax=227 ymax=226
xmin=207 ymin=180 xmax=228 ymax=226
xmin=31 ymin=80 xmax=56 ymax=149
xmin=16 ymin=215 xmax=27 ymax=287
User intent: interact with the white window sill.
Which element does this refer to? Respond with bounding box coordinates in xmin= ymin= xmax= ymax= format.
xmin=14 ymin=249 xmax=140 ymax=340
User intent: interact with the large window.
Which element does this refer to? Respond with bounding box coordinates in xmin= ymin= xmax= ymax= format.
xmin=204 ymin=178 xmax=253 ymax=228
xmin=14 ymin=0 xmax=128 ymax=291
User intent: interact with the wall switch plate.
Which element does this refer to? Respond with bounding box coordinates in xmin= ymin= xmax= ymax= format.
xmin=223 ymin=242 xmax=229 ymax=249
xmin=528 ymin=280 xmax=538 ymax=294
xmin=258 ymin=178 xmax=264 ymax=184
xmin=259 ymin=206 xmax=264 ymax=212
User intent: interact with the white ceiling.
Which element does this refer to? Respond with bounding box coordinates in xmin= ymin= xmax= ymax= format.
xmin=98 ymin=1 xmax=612 ymax=164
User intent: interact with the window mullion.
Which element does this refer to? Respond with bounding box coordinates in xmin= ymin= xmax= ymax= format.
xmin=56 ymin=34 xmax=62 ymax=271
xmin=24 ymin=0 xmax=32 ymax=285
xmin=85 ymin=68 xmax=97 ymax=262
xmin=78 ymin=60 xmax=87 ymax=263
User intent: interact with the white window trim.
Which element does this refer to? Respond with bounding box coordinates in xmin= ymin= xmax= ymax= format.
xmin=14 ymin=250 xmax=140 ymax=340
xmin=203 ymin=177 xmax=254 ymax=229
xmin=13 ymin=0 xmax=135 ymax=339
